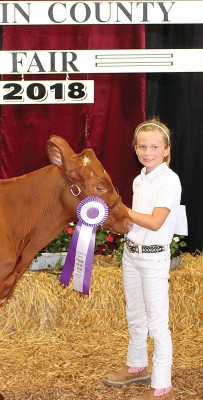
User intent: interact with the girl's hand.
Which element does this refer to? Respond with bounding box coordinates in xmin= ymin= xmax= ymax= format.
xmin=125 ymin=206 xmax=170 ymax=231
xmin=126 ymin=207 xmax=134 ymax=219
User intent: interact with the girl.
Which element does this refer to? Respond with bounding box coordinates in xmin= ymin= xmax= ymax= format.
xmin=103 ymin=118 xmax=187 ymax=400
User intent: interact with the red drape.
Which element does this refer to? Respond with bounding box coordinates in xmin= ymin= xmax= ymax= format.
xmin=0 ymin=24 xmax=146 ymax=205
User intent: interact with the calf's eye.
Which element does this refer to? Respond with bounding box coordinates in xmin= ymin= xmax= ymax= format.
xmin=96 ymin=186 xmax=107 ymax=193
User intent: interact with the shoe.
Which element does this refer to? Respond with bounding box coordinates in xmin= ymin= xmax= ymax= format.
xmin=103 ymin=366 xmax=151 ymax=387
xmin=129 ymin=388 xmax=174 ymax=400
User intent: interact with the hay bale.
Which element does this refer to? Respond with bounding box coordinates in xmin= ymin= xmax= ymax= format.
xmin=0 ymin=256 xmax=126 ymax=333
xmin=169 ymin=252 xmax=203 ymax=332
xmin=0 ymin=253 xmax=202 ymax=334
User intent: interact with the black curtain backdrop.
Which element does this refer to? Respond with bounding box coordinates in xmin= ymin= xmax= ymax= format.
xmin=146 ymin=25 xmax=203 ymax=252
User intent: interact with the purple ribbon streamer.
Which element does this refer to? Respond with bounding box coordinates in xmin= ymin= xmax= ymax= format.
xmin=59 ymin=222 xmax=82 ymax=286
xmin=59 ymin=223 xmax=96 ymax=294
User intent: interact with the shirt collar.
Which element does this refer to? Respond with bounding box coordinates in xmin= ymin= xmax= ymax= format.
xmin=141 ymin=162 xmax=168 ymax=180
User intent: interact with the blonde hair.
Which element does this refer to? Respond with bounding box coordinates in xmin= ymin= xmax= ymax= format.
xmin=133 ymin=117 xmax=171 ymax=166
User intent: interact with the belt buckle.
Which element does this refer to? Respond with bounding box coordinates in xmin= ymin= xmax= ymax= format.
xmin=126 ymin=240 xmax=137 ymax=253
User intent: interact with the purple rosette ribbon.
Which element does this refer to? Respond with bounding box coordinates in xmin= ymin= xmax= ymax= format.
xmin=60 ymin=197 xmax=109 ymax=294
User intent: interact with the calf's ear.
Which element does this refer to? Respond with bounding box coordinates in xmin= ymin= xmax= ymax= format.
xmin=46 ymin=135 xmax=75 ymax=168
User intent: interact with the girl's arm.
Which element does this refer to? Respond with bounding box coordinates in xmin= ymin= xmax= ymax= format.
xmin=126 ymin=207 xmax=170 ymax=232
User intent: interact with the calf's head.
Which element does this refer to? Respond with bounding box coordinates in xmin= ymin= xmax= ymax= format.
xmin=46 ymin=136 xmax=132 ymax=234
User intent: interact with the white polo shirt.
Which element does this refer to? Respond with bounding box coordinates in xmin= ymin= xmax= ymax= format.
xmin=127 ymin=162 xmax=182 ymax=246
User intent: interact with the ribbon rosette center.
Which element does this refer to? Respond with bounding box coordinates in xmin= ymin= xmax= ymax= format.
xmin=86 ymin=207 xmax=99 ymax=219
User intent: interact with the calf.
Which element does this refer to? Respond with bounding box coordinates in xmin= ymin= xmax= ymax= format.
xmin=0 ymin=135 xmax=132 ymax=303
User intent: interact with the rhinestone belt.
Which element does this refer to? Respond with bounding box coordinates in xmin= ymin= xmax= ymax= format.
xmin=126 ymin=239 xmax=169 ymax=254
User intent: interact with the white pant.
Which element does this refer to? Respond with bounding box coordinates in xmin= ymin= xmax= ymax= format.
xmin=122 ymin=245 xmax=172 ymax=389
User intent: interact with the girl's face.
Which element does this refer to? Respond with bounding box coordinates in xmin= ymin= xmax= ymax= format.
xmin=135 ymin=129 xmax=170 ymax=173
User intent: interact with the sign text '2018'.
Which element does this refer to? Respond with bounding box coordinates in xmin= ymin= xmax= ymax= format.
xmin=0 ymin=80 xmax=94 ymax=104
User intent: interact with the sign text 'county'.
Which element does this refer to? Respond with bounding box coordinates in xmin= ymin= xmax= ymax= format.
xmin=1 ymin=1 xmax=203 ymax=25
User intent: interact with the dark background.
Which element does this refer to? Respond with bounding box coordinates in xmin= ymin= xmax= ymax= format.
xmin=146 ymin=24 xmax=203 ymax=252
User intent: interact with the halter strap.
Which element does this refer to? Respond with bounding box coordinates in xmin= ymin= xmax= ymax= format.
xmin=60 ymin=169 xmax=121 ymax=212
xmin=108 ymin=195 xmax=121 ymax=210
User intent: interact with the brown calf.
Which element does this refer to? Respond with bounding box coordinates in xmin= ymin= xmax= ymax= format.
xmin=0 ymin=135 xmax=132 ymax=303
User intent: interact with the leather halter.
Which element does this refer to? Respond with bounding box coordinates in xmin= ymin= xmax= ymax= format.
xmin=69 ymin=184 xmax=81 ymax=197
xmin=108 ymin=194 xmax=121 ymax=210
xmin=70 ymin=183 xmax=121 ymax=211
xmin=61 ymin=171 xmax=121 ymax=212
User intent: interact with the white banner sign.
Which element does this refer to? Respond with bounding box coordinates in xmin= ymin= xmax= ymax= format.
xmin=1 ymin=49 xmax=203 ymax=74
xmin=1 ymin=1 xmax=203 ymax=25
xmin=0 ymin=80 xmax=94 ymax=104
